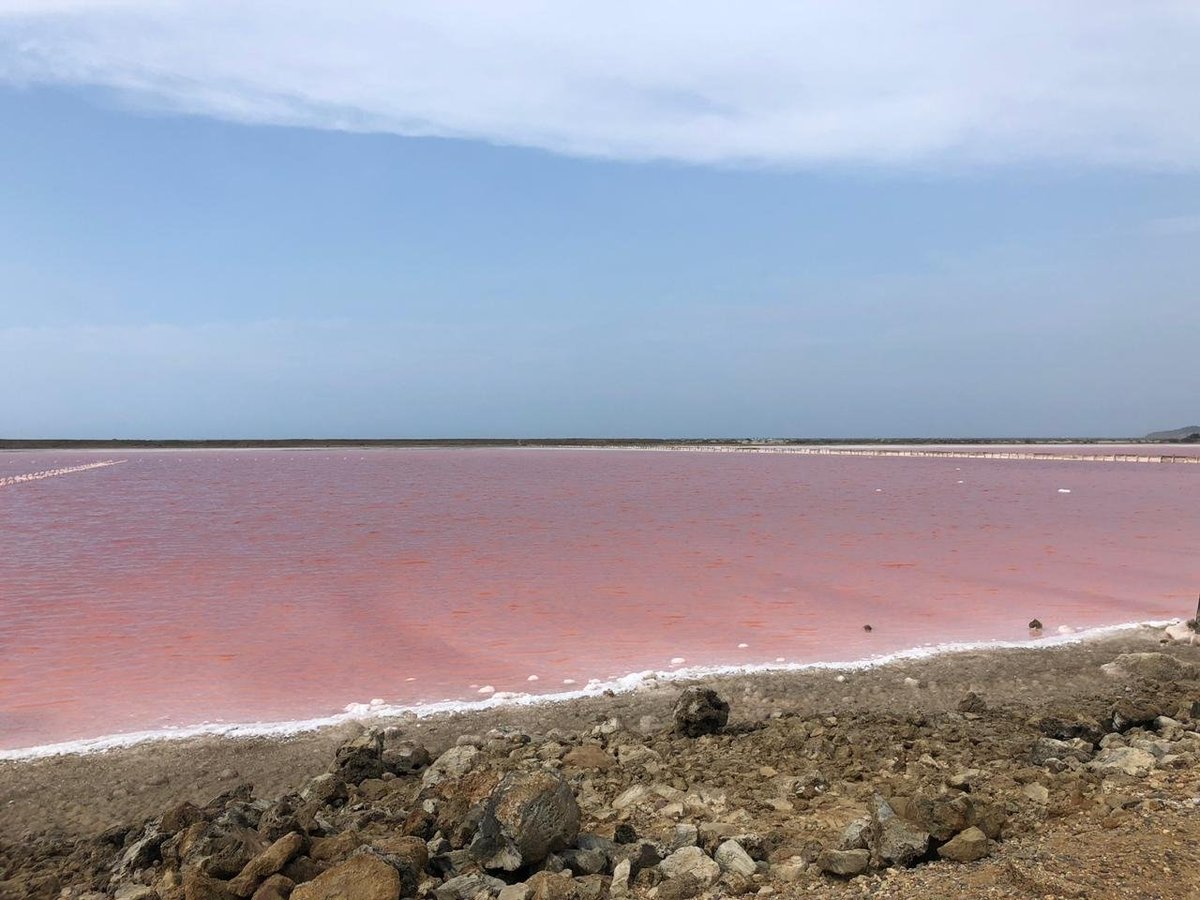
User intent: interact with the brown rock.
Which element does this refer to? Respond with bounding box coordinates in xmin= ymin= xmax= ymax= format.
xmin=162 ymin=802 xmax=206 ymax=836
xmin=309 ymin=831 xmax=362 ymax=864
xmin=291 ymin=855 xmax=401 ymax=900
xmin=936 ymin=826 xmax=990 ymax=863
xmin=362 ymin=835 xmax=428 ymax=895
xmin=229 ymin=832 xmax=305 ymax=897
xmin=562 ymin=745 xmax=617 ymax=771
xmin=526 ymin=870 xmax=579 ymax=900
xmin=182 ymin=869 xmax=237 ymax=900
xmin=250 ymin=875 xmax=294 ymax=900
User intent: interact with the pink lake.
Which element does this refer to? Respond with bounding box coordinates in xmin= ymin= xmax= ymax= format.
xmin=1 ymin=447 xmax=1197 ymax=753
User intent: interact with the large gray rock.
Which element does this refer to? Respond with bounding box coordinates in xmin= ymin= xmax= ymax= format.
xmin=435 ymin=873 xmax=507 ymax=900
xmin=869 ymin=795 xmax=929 ymax=868
xmin=469 ymin=771 xmax=581 ymax=871
xmin=423 ymin=746 xmax=482 ymax=788
xmin=658 ymin=846 xmax=721 ymax=886
xmin=817 ymin=848 xmax=870 ymax=876
xmin=1088 ymin=746 xmax=1157 ymax=777
xmin=672 ymin=687 xmax=730 ymax=737
xmin=713 ymin=840 xmax=756 ymax=877
xmin=382 ymin=739 xmax=432 ymax=775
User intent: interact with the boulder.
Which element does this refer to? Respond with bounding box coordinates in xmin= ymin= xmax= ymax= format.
xmin=868 ymin=795 xmax=929 ymax=867
xmin=1088 ymin=746 xmax=1157 ymax=777
xmin=361 ymin=835 xmax=428 ymax=895
xmin=469 ymin=771 xmax=581 ymax=871
xmin=382 ymin=740 xmax=432 ymax=775
xmin=113 ymin=826 xmax=167 ymax=877
xmin=423 ymin=746 xmax=482 ymax=788
xmin=186 ymin=823 xmax=268 ymax=880
xmin=249 ymin=875 xmax=293 ymax=900
xmin=526 ymin=871 xmax=579 ymax=900
xmin=936 ymin=827 xmax=990 ymax=863
xmin=658 ymin=846 xmax=720 ymax=886
xmin=228 ymin=832 xmax=305 ymax=897
xmin=817 ymin=848 xmax=870 ymax=877
xmin=291 ymin=855 xmax=401 ymax=900
xmin=333 ymin=732 xmax=385 ymax=784
xmin=713 ymin=840 xmax=756 ymax=878
xmin=559 ymin=848 xmax=607 ymax=876
xmin=181 ymin=868 xmax=237 ymax=900
xmin=434 ymin=873 xmax=507 ymax=900
xmin=893 ymin=793 xmax=972 ymax=842
xmin=162 ymin=802 xmax=207 ymax=836
xmin=301 ymin=774 xmax=347 ymax=807
xmin=609 ymin=859 xmax=632 ymax=899
xmin=673 ymin=688 xmax=730 ymax=737
xmin=1109 ymin=699 xmax=1163 ymax=733
xmin=1163 ymin=623 xmax=1200 ymax=645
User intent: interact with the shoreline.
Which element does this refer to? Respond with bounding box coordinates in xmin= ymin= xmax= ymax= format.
xmin=0 ymin=618 xmax=1180 ymax=763
xmin=4 ymin=624 xmax=1200 ymax=898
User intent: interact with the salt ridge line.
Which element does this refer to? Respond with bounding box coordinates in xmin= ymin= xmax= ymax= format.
xmin=0 ymin=459 xmax=126 ymax=488
xmin=624 ymin=445 xmax=1200 ymax=464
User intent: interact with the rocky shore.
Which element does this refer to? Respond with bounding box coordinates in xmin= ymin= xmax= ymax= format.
xmin=3 ymin=628 xmax=1200 ymax=899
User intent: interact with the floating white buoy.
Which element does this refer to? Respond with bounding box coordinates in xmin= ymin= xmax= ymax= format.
xmin=527 ymin=675 xmax=539 ymax=682
xmin=405 ymin=677 xmax=416 ymax=682
xmin=737 ymin=643 xmax=749 ymax=649
xmin=1057 ymin=488 xmax=1071 ymax=493
xmin=563 ymin=678 xmax=576 ymax=685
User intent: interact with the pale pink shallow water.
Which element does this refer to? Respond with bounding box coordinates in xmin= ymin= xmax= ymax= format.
xmin=0 ymin=447 xmax=1197 ymax=752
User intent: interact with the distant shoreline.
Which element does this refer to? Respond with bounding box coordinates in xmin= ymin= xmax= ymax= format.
xmin=0 ymin=436 xmax=1187 ymax=451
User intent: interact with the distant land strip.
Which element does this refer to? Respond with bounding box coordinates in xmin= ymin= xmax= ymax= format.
xmin=0 ymin=437 xmax=1195 ymax=451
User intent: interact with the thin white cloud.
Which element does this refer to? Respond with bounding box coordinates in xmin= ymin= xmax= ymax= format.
xmin=1 ymin=1 xmax=1199 ymax=168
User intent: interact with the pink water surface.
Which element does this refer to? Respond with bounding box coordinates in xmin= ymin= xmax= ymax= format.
xmin=1 ymin=448 xmax=1196 ymax=752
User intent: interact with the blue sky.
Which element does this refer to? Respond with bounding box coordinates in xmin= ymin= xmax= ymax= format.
xmin=1 ymin=3 xmax=1198 ymax=438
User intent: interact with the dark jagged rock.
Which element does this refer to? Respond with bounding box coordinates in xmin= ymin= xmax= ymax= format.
xmin=469 ymin=771 xmax=581 ymax=872
xmin=672 ymin=687 xmax=730 ymax=737
xmin=1109 ymin=698 xmax=1164 ymax=733
xmin=868 ymin=795 xmax=929 ymax=868
xmin=332 ymin=732 xmax=385 ymax=784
